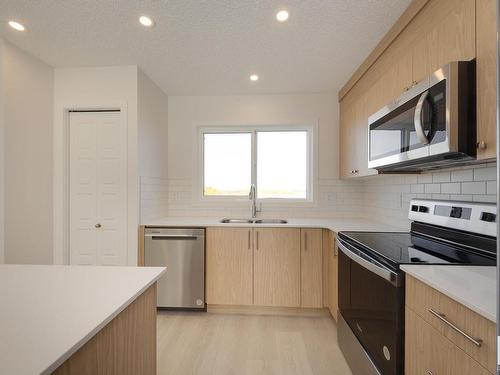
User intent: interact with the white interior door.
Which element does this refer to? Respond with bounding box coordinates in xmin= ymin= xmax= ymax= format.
xmin=69 ymin=111 xmax=127 ymax=265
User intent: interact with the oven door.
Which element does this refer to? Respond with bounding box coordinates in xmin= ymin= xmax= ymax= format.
xmin=368 ymin=67 xmax=449 ymax=169
xmin=337 ymin=238 xmax=404 ymax=375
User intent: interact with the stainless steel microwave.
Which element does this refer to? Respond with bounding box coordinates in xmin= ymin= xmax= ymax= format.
xmin=368 ymin=61 xmax=476 ymax=172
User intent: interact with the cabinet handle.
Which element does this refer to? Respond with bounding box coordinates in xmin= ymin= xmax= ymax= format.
xmin=95 ymin=223 xmax=102 ymax=228
xmin=426 ymin=371 xmax=435 ymax=375
xmin=477 ymin=141 xmax=487 ymax=150
xmin=428 ymin=308 xmax=483 ymax=347
xmin=304 ymin=232 xmax=308 ymax=251
xmin=248 ymin=230 xmax=251 ymax=250
xmin=256 ymin=231 xmax=259 ymax=250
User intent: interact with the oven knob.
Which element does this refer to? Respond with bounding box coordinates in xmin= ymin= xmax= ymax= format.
xmin=383 ymin=346 xmax=391 ymax=361
xmin=480 ymin=212 xmax=496 ymax=222
xmin=196 ymin=299 xmax=203 ymax=306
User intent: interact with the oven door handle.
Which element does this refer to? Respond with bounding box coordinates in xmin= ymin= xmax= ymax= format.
xmin=414 ymin=90 xmax=430 ymax=145
xmin=337 ymin=239 xmax=401 ymax=286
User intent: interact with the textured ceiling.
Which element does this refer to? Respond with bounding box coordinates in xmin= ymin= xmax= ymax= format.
xmin=0 ymin=0 xmax=411 ymax=95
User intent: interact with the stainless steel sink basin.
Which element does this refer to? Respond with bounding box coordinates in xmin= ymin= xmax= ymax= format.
xmin=220 ymin=218 xmax=254 ymax=224
xmin=254 ymin=219 xmax=288 ymax=224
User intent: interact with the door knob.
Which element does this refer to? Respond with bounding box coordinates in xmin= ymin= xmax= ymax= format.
xmin=95 ymin=223 xmax=102 ymax=228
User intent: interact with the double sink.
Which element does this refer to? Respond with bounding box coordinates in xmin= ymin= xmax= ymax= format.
xmin=220 ymin=218 xmax=288 ymax=224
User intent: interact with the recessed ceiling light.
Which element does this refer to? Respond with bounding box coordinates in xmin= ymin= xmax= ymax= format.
xmin=8 ymin=21 xmax=25 ymax=31
xmin=276 ymin=10 xmax=289 ymax=22
xmin=139 ymin=16 xmax=154 ymax=27
xmin=250 ymin=74 xmax=259 ymax=82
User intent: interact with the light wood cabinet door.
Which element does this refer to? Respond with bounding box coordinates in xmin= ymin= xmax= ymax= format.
xmin=300 ymin=229 xmax=323 ymax=308
xmin=378 ymin=52 xmax=413 ymax=106
xmin=476 ymin=0 xmax=497 ymax=160
xmin=254 ymin=228 xmax=300 ymax=307
xmin=340 ymin=90 xmax=378 ymax=179
xmin=411 ymin=0 xmax=475 ymax=83
xmin=327 ymin=231 xmax=338 ymax=321
xmin=206 ymin=228 xmax=253 ymax=305
xmin=405 ymin=307 xmax=491 ymax=375
xmin=339 ymin=98 xmax=357 ymax=179
xmin=406 ymin=275 xmax=496 ymax=372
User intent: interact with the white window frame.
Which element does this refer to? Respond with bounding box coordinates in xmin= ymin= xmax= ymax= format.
xmin=197 ymin=123 xmax=316 ymax=204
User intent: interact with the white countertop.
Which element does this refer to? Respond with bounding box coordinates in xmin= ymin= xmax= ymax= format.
xmin=400 ymin=265 xmax=496 ymax=322
xmin=145 ymin=217 xmax=406 ymax=233
xmin=0 ymin=264 xmax=166 ymax=375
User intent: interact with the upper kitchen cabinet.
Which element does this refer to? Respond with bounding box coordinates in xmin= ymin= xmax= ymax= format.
xmin=339 ymin=0 xmax=494 ymax=179
xmin=378 ymin=51 xmax=413 ymax=106
xmin=339 ymin=75 xmax=379 ymax=179
xmin=409 ymin=0 xmax=475 ymax=83
xmin=476 ymin=0 xmax=497 ymax=159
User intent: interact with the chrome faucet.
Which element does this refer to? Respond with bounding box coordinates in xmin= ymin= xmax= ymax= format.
xmin=249 ymin=184 xmax=261 ymax=218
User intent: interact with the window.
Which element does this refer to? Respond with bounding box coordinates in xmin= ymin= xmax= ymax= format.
xmin=203 ymin=133 xmax=252 ymax=196
xmin=202 ymin=127 xmax=312 ymax=200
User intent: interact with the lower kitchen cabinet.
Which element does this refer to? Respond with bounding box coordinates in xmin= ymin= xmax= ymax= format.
xmin=405 ymin=275 xmax=495 ymax=375
xmin=327 ymin=231 xmax=338 ymax=321
xmin=300 ymin=229 xmax=323 ymax=308
xmin=253 ymin=228 xmax=301 ymax=307
xmin=405 ymin=307 xmax=490 ymax=375
xmin=206 ymin=227 xmax=328 ymax=309
xmin=206 ymin=228 xmax=253 ymax=305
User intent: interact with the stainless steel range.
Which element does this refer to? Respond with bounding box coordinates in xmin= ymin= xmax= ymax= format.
xmin=337 ymin=199 xmax=497 ymax=375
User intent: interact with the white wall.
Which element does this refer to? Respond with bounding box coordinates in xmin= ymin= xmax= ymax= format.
xmin=166 ymin=94 xmax=365 ymax=218
xmin=137 ymin=70 xmax=169 ymax=223
xmin=3 ymin=40 xmax=54 ymax=264
xmin=0 ymin=40 xmax=5 ymax=263
xmin=53 ymin=66 xmax=139 ymax=265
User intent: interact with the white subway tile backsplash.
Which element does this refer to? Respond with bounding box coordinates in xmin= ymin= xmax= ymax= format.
xmin=487 ymin=181 xmax=496 ymax=195
xmin=461 ymin=181 xmax=486 ymax=195
xmin=474 ymin=167 xmax=496 ymax=181
xmin=431 ymin=194 xmax=450 ymax=200
xmin=160 ymin=163 xmax=496 ymax=228
xmin=432 ymin=171 xmax=451 ymax=183
xmin=410 ymin=184 xmax=425 ymax=193
xmin=417 ymin=174 xmax=433 ymax=184
xmin=450 ymin=194 xmax=473 ymax=201
xmin=451 ymin=169 xmax=473 ymax=182
xmin=404 ymin=175 xmax=419 ymax=184
xmin=441 ymin=183 xmax=461 ymax=194
xmin=424 ymin=184 xmax=440 ymax=194
xmin=473 ymin=195 xmax=496 ymax=203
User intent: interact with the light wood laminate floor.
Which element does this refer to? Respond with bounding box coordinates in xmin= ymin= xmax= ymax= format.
xmin=157 ymin=311 xmax=353 ymax=375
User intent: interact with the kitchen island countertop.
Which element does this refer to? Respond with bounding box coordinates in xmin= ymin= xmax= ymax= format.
xmin=0 ymin=264 xmax=166 ymax=375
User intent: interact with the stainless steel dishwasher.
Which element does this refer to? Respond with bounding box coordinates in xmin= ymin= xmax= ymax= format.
xmin=144 ymin=228 xmax=205 ymax=310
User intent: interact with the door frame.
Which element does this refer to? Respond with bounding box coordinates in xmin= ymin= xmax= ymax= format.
xmin=53 ymin=102 xmax=130 ymax=265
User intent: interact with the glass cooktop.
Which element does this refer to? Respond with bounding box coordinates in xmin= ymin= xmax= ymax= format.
xmin=337 ymin=230 xmax=496 ymax=269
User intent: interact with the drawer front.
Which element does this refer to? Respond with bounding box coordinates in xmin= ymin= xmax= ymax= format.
xmin=405 ymin=307 xmax=491 ymax=375
xmin=406 ymin=276 xmax=496 ymax=372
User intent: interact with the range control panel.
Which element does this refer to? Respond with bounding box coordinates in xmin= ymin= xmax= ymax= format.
xmin=409 ymin=199 xmax=496 ymax=237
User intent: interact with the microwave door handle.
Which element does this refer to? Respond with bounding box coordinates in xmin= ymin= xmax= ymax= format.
xmin=337 ymin=239 xmax=400 ymax=286
xmin=414 ymin=90 xmax=430 ymax=145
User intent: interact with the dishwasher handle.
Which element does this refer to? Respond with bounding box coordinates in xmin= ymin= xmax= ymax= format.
xmin=146 ymin=234 xmax=199 ymax=240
